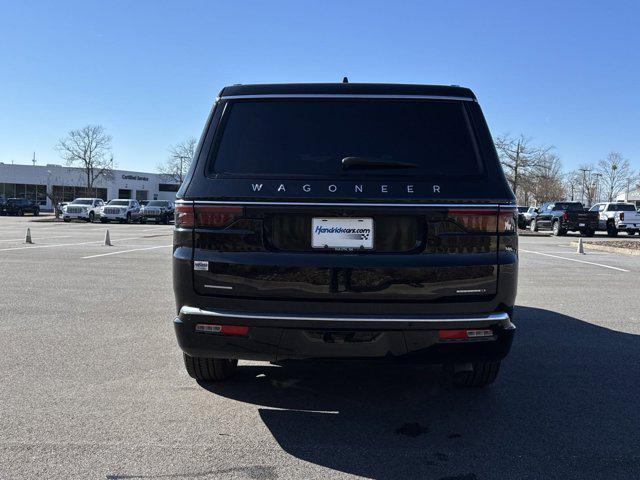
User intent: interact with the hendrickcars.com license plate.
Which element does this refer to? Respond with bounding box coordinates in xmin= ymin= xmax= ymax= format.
xmin=312 ymin=218 xmax=374 ymax=249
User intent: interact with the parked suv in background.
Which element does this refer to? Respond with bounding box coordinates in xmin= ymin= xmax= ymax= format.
xmin=139 ymin=200 xmax=174 ymax=224
xmin=589 ymin=202 xmax=640 ymax=236
xmin=100 ymin=199 xmax=141 ymax=223
xmin=63 ymin=198 xmax=104 ymax=222
xmin=172 ymin=83 xmax=518 ymax=388
xmin=530 ymin=201 xmax=598 ymax=236
xmin=2 ymin=198 xmax=40 ymax=216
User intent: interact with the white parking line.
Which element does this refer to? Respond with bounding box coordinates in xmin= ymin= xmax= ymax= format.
xmin=0 ymin=236 xmax=144 ymax=252
xmin=82 ymin=245 xmax=172 ymax=259
xmin=0 ymin=235 xmax=72 ymax=243
xmin=520 ymin=249 xmax=630 ymax=272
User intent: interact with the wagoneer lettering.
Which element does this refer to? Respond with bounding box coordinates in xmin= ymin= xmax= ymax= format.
xmin=172 ymin=82 xmax=518 ymax=388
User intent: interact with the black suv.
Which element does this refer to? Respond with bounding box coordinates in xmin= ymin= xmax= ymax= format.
xmin=2 ymin=198 xmax=40 ymax=216
xmin=172 ymin=83 xmax=518 ymax=387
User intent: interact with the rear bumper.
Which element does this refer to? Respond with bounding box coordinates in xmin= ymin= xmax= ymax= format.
xmin=173 ymin=307 xmax=515 ymax=363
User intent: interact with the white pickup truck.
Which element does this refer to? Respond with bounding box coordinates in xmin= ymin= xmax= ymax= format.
xmin=589 ymin=202 xmax=640 ymax=236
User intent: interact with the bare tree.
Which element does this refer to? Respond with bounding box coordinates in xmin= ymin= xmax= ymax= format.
xmin=56 ymin=125 xmax=115 ymax=194
xmin=597 ymin=152 xmax=635 ymax=202
xmin=494 ymin=134 xmax=552 ymax=197
xmin=158 ymin=137 xmax=197 ymax=184
xmin=529 ymin=153 xmax=565 ymax=204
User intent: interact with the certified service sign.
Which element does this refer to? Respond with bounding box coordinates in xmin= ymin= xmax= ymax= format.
xmin=311 ymin=218 xmax=374 ymax=250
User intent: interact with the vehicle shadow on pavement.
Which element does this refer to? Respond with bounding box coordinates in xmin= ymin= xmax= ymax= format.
xmin=199 ymin=306 xmax=640 ymax=480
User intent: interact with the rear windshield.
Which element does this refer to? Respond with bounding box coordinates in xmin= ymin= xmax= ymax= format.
xmin=555 ymin=203 xmax=584 ymax=211
xmin=207 ymin=100 xmax=482 ymax=178
xmin=607 ymin=204 xmax=636 ymax=211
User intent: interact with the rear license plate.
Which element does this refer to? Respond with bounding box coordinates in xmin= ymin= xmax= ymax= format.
xmin=579 ymin=223 xmax=585 ymax=227
xmin=312 ymin=218 xmax=373 ymax=249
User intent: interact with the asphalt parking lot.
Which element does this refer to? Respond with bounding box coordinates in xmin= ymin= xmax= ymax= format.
xmin=1 ymin=216 xmax=639 ymax=480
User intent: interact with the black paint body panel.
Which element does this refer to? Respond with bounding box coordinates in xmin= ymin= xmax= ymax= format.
xmin=172 ymin=83 xmax=518 ymax=364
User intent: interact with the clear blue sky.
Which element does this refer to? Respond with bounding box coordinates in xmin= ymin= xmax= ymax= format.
xmin=1 ymin=0 xmax=638 ymax=173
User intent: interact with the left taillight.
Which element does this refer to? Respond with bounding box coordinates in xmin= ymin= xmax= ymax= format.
xmin=175 ymin=203 xmax=195 ymax=228
xmin=194 ymin=205 xmax=244 ymax=228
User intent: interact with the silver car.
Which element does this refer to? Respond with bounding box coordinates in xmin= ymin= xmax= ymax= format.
xmin=99 ymin=199 xmax=141 ymax=223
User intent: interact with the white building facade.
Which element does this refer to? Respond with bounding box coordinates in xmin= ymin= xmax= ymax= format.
xmin=0 ymin=163 xmax=180 ymax=210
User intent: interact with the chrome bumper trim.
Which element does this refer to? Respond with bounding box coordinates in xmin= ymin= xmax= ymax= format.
xmin=179 ymin=306 xmax=512 ymax=327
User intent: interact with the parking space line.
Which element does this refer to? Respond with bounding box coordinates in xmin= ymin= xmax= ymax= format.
xmin=520 ymin=249 xmax=630 ymax=272
xmin=0 ymin=236 xmax=145 ymax=252
xmin=0 ymin=235 xmax=72 ymax=243
xmin=82 ymin=245 xmax=172 ymax=259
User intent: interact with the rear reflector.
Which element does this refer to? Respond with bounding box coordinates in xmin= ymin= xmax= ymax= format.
xmin=439 ymin=329 xmax=494 ymax=340
xmin=195 ymin=324 xmax=249 ymax=336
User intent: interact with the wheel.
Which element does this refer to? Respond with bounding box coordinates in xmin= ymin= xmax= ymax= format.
xmin=162 ymin=214 xmax=169 ymax=225
xmin=183 ymin=353 xmax=238 ymax=382
xmin=452 ymin=361 xmax=501 ymax=387
xmin=100 ymin=218 xmax=107 ymax=223
xmin=530 ymin=219 xmax=538 ymax=232
xmin=140 ymin=219 xmax=146 ymax=224
xmin=606 ymin=223 xmax=618 ymax=237
xmin=126 ymin=213 xmax=132 ymax=224
xmin=628 ymin=230 xmax=637 ymax=236
xmin=18 ymin=208 xmax=24 ymax=216
xmin=63 ymin=218 xmax=70 ymax=223
xmin=33 ymin=209 xmax=39 ymax=216
xmin=88 ymin=212 xmax=95 ymax=223
xmin=583 ymin=228 xmax=595 ymax=237
xmin=552 ymin=221 xmax=565 ymax=236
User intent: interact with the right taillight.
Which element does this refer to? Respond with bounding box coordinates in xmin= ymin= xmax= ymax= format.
xmin=620 ymin=212 xmax=625 ymax=221
xmin=448 ymin=208 xmax=499 ymax=232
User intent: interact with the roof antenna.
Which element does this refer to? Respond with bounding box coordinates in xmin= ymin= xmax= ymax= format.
xmin=342 ymin=76 xmax=349 ymax=83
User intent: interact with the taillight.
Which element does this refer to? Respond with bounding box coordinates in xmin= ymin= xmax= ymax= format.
xmin=498 ymin=207 xmax=517 ymax=233
xmin=620 ymin=212 xmax=625 ymax=221
xmin=562 ymin=212 xmax=568 ymax=221
xmin=194 ymin=205 xmax=244 ymax=228
xmin=174 ymin=203 xmax=244 ymax=229
xmin=448 ymin=208 xmax=498 ymax=232
xmin=175 ymin=203 xmax=194 ymax=228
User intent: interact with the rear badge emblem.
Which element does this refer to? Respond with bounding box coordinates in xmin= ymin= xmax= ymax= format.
xmin=193 ymin=261 xmax=209 ymax=271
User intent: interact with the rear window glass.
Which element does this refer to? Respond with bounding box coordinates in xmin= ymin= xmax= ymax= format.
xmin=607 ymin=204 xmax=636 ymax=211
xmin=555 ymin=203 xmax=584 ymax=211
xmin=207 ymin=100 xmax=482 ymax=178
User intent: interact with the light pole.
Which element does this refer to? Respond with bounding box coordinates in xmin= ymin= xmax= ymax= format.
xmin=593 ymin=173 xmax=602 ymax=204
xmin=578 ymin=167 xmax=590 ymax=206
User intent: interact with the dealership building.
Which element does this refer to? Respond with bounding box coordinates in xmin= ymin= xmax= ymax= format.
xmin=0 ymin=163 xmax=180 ymax=210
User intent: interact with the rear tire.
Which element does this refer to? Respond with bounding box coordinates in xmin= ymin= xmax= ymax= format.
xmin=452 ymin=361 xmax=501 ymax=387
xmin=88 ymin=212 xmax=95 ymax=223
xmin=63 ymin=218 xmax=70 ymax=223
xmin=33 ymin=209 xmax=39 ymax=216
xmin=530 ymin=219 xmax=538 ymax=232
xmin=606 ymin=223 xmax=618 ymax=237
xmin=583 ymin=228 xmax=595 ymax=237
xmin=183 ymin=354 xmax=238 ymax=382
xmin=552 ymin=221 xmax=565 ymax=236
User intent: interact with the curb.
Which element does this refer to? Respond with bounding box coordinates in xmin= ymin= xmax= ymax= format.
xmin=569 ymin=241 xmax=640 ymax=256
